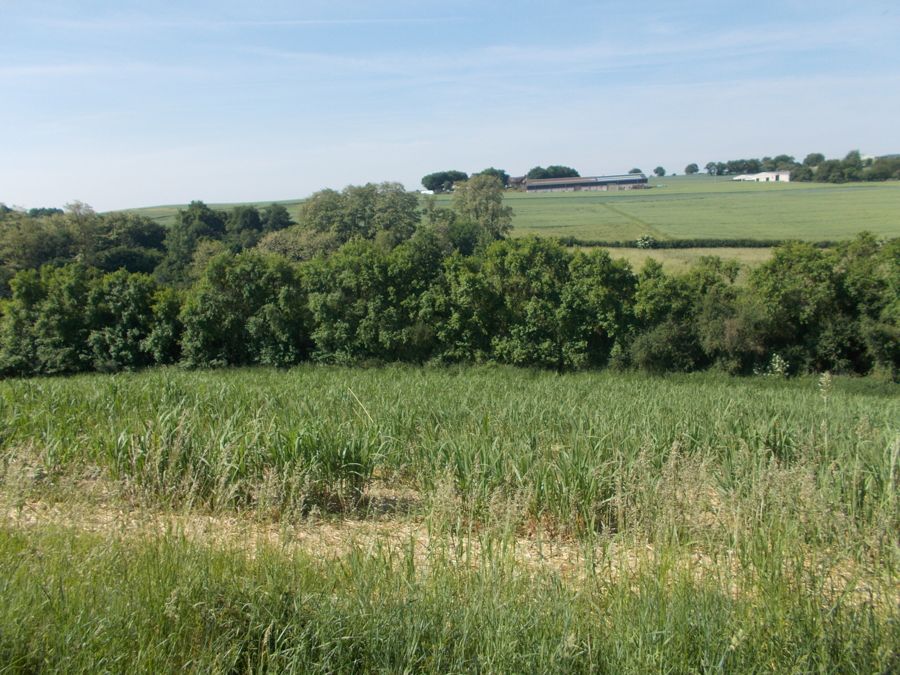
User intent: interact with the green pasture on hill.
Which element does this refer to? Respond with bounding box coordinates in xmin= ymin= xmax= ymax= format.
xmin=123 ymin=176 xmax=900 ymax=242
xmin=499 ymin=177 xmax=900 ymax=241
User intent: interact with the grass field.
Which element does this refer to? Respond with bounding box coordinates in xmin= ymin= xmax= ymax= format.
xmin=1 ymin=366 xmax=897 ymax=670
xmin=125 ymin=176 xmax=900 ymax=243
xmin=600 ymin=246 xmax=774 ymax=274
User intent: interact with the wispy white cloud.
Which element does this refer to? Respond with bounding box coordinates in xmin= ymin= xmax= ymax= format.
xmin=249 ymin=13 xmax=897 ymax=81
xmin=35 ymin=15 xmax=464 ymax=31
xmin=0 ymin=61 xmax=209 ymax=81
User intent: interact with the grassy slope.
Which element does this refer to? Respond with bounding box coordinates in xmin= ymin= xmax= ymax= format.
xmin=1 ymin=366 xmax=897 ymax=671
xmin=502 ymin=177 xmax=900 ymax=240
xmin=126 ymin=176 xmax=900 ymax=241
xmin=601 ymin=246 xmax=774 ymax=275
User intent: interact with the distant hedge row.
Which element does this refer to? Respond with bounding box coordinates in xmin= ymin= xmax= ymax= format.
xmin=556 ymin=236 xmax=836 ymax=250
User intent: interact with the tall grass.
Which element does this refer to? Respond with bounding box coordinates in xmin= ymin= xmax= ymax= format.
xmin=0 ymin=526 xmax=896 ymax=673
xmin=0 ymin=366 xmax=896 ymax=671
xmin=1 ymin=366 xmax=895 ymax=538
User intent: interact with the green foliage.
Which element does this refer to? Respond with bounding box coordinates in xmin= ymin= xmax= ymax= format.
xmin=482 ymin=237 xmax=575 ymax=369
xmin=156 ymin=201 xmax=228 ymax=285
xmin=0 ymin=270 xmax=44 ymax=375
xmin=87 ymin=270 xmax=159 ymax=371
xmin=1 ymin=227 xmax=896 ymax=377
xmin=790 ymin=165 xmax=814 ymax=181
xmin=181 ymin=251 xmax=309 ymax=367
xmin=526 ymin=165 xmax=580 ymax=180
xmin=260 ymin=203 xmax=294 ymax=233
xmin=684 ymin=163 xmax=699 ymax=175
xmin=0 ymin=208 xmax=166 ymax=296
xmin=562 ymin=248 xmax=636 ymax=367
xmin=421 ymin=253 xmax=500 ymax=362
xmin=803 ymin=152 xmax=825 ymax=166
xmin=255 ymin=226 xmax=341 ymax=262
xmin=749 ymin=243 xmax=848 ymax=371
xmin=451 ymin=174 xmax=513 ymax=245
xmin=653 ymin=166 xmax=666 ymax=177
xmin=30 ymin=264 xmax=96 ymax=375
xmin=475 ymin=166 xmax=509 ymax=186
xmin=142 ymin=286 xmax=184 ymax=365
xmin=299 ymin=183 xmax=419 ymax=246
xmin=305 ymin=237 xmax=443 ymax=363
xmin=225 ymin=204 xmax=263 ymax=250
xmin=421 ymin=170 xmax=468 ymax=193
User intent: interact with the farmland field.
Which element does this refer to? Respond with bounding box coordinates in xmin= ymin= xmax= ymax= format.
xmin=498 ymin=177 xmax=900 ymax=241
xmin=599 ymin=246 xmax=774 ymax=274
xmin=125 ymin=176 xmax=900 ymax=242
xmin=1 ymin=366 xmax=897 ymax=671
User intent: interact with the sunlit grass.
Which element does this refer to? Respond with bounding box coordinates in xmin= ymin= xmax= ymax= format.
xmin=1 ymin=365 xmax=897 ymax=671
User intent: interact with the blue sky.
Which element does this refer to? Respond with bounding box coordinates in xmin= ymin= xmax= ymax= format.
xmin=2 ymin=0 xmax=899 ymax=210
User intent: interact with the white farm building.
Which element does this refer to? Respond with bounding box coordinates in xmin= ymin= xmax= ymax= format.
xmin=732 ymin=171 xmax=791 ymax=183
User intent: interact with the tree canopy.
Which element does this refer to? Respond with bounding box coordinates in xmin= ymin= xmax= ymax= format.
xmin=421 ymin=171 xmax=468 ymax=193
xmin=475 ymin=167 xmax=510 ymax=186
xmin=526 ymin=166 xmax=580 ymax=180
xmin=299 ymin=182 xmax=419 ymax=248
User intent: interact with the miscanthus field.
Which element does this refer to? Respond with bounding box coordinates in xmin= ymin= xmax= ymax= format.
xmin=1 ymin=366 xmax=897 ymax=672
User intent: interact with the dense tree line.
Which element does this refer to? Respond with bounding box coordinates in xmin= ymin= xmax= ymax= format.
xmin=421 ymin=168 xmax=513 ymax=192
xmin=1 ymin=226 xmax=896 ymax=379
xmin=525 ymin=165 xmax=580 ymax=180
xmin=703 ymin=151 xmax=900 ymax=182
xmin=3 ymin=175 xmax=897 ymax=379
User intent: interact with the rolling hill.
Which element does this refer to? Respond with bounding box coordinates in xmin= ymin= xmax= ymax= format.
xmin=124 ymin=176 xmax=900 ymax=244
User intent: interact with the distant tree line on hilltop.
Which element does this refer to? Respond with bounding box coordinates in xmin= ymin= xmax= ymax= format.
xmin=422 ymin=165 xmax=579 ymax=192
xmin=1 ymin=178 xmax=897 ymax=379
xmin=703 ymin=150 xmax=900 ymax=182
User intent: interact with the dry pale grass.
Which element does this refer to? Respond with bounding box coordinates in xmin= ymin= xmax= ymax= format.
xmin=2 ymin=479 xmax=895 ymax=614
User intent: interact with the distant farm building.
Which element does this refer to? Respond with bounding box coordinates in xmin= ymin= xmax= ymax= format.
xmin=524 ymin=173 xmax=648 ymax=192
xmin=732 ymin=171 xmax=791 ymax=183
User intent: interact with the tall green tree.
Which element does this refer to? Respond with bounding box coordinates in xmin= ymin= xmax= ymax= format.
xmin=87 ymin=270 xmax=158 ymax=371
xmin=0 ymin=269 xmax=44 ymax=375
xmin=451 ymin=175 xmax=513 ymax=246
xmin=803 ymin=153 xmax=825 ymax=167
xmin=157 ymin=201 xmax=227 ymax=285
xmin=225 ymin=205 xmax=263 ymax=250
xmin=32 ymin=264 xmax=96 ymax=374
xmin=421 ymin=171 xmax=468 ymax=193
xmin=481 ymin=237 xmax=574 ymax=370
xmin=749 ymin=243 xmax=848 ymax=372
xmin=181 ymin=252 xmax=309 ymax=367
xmin=476 ymin=167 xmax=510 ymax=186
xmin=421 ymin=253 xmax=500 ymax=363
xmin=561 ymin=249 xmax=637 ymax=368
xmin=299 ymin=183 xmax=419 ymax=246
xmin=260 ymin=203 xmax=294 ymax=233
xmin=526 ymin=166 xmax=579 ymax=180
